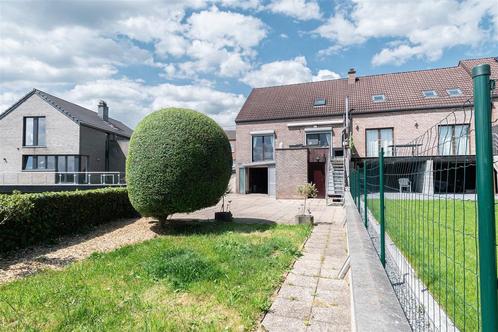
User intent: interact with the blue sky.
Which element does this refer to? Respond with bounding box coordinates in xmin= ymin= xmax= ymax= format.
xmin=1 ymin=0 xmax=497 ymax=129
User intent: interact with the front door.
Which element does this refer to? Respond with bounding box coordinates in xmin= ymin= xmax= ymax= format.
xmin=308 ymin=162 xmax=326 ymax=198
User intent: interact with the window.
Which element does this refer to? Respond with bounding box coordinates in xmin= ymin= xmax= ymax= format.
xmin=252 ymin=135 xmax=274 ymax=162
xmin=366 ymin=128 xmax=393 ymax=157
xmin=422 ymin=90 xmax=438 ymax=98
xmin=313 ymin=98 xmax=326 ymax=106
xmin=23 ymin=117 xmax=46 ymax=146
xmin=438 ymin=124 xmax=469 ymax=155
xmin=22 ymin=155 xmax=88 ymax=171
xmin=230 ymin=142 xmax=235 ymax=153
xmin=446 ymin=88 xmax=463 ymax=97
xmin=372 ymin=94 xmax=386 ymax=102
xmin=306 ymin=132 xmax=331 ymax=147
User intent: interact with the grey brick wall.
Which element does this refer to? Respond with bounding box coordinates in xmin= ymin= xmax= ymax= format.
xmin=0 ymin=94 xmax=80 ymax=184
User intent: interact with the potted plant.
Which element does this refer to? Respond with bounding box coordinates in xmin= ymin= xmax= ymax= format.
xmin=215 ymin=186 xmax=233 ymax=221
xmin=295 ymin=182 xmax=318 ymax=224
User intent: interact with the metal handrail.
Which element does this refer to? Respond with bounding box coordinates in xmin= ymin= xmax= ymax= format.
xmin=0 ymin=171 xmax=125 ymax=186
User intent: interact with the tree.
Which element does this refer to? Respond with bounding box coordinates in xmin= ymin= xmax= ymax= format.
xmin=126 ymin=108 xmax=232 ymax=224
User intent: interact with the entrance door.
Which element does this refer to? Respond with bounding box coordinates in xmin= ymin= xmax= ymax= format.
xmin=249 ymin=167 xmax=268 ymax=194
xmin=308 ymin=162 xmax=326 ymax=198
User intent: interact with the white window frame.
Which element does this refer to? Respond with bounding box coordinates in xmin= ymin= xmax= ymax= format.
xmin=422 ymin=90 xmax=438 ymax=98
xmin=446 ymin=88 xmax=463 ymax=97
xmin=372 ymin=94 xmax=386 ymax=102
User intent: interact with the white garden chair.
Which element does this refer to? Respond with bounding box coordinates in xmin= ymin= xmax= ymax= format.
xmin=399 ymin=178 xmax=412 ymax=193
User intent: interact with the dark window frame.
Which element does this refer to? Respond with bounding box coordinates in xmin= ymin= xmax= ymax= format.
xmin=252 ymin=135 xmax=274 ymax=162
xmin=23 ymin=116 xmax=46 ymax=146
xmin=365 ymin=127 xmax=394 ymax=157
xmin=437 ymin=123 xmax=470 ymax=156
xmin=22 ymin=154 xmax=88 ymax=172
xmin=306 ymin=131 xmax=331 ymax=147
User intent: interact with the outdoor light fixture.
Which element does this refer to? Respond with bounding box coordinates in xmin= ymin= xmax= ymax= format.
xmin=355 ymin=125 xmax=359 ymax=131
xmin=415 ymin=122 xmax=419 ymax=129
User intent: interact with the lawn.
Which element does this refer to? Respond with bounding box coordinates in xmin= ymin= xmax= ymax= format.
xmin=368 ymin=197 xmax=496 ymax=331
xmin=0 ymin=222 xmax=311 ymax=331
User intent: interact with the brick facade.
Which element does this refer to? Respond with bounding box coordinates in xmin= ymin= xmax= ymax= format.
xmin=351 ymin=107 xmax=477 ymax=157
xmin=275 ymin=148 xmax=308 ymax=199
xmin=235 ymin=116 xmax=342 ymax=197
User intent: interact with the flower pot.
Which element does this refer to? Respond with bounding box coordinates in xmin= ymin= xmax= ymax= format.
xmin=215 ymin=211 xmax=233 ymax=222
xmin=295 ymin=214 xmax=314 ymax=225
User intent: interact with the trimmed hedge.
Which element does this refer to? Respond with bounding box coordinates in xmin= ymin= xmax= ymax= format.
xmin=126 ymin=108 xmax=232 ymax=220
xmin=0 ymin=188 xmax=138 ymax=252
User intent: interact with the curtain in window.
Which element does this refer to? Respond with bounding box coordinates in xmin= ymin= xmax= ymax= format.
xmin=438 ymin=126 xmax=452 ymax=155
xmin=323 ymin=133 xmax=331 ymax=146
xmin=454 ymin=125 xmax=469 ymax=155
xmin=380 ymin=128 xmax=393 ymax=156
xmin=263 ymin=136 xmax=274 ymax=160
xmin=366 ymin=130 xmax=379 ymax=157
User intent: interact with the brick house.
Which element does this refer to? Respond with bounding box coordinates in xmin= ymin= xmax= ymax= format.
xmin=234 ymin=57 xmax=498 ymax=200
xmin=0 ymin=89 xmax=132 ymax=189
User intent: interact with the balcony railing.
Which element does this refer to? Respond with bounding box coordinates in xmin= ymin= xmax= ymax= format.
xmin=0 ymin=171 xmax=125 ymax=186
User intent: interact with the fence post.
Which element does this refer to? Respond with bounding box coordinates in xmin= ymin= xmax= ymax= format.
xmin=356 ymin=166 xmax=360 ymax=210
xmin=363 ymin=160 xmax=368 ymax=228
xmin=379 ymin=148 xmax=385 ymax=267
xmin=473 ymin=63 xmax=498 ymax=332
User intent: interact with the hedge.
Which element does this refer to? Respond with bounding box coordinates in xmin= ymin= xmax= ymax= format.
xmin=0 ymin=188 xmax=138 ymax=252
xmin=126 ymin=108 xmax=232 ymax=221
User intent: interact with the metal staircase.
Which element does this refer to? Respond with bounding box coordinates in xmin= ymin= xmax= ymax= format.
xmin=327 ymin=157 xmax=345 ymax=205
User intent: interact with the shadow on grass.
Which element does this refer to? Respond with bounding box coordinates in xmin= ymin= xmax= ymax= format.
xmin=149 ymin=218 xmax=277 ymax=236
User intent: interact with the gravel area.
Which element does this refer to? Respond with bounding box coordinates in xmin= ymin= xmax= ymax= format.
xmin=1 ymin=193 xmax=338 ymax=285
xmin=0 ymin=217 xmax=158 ymax=284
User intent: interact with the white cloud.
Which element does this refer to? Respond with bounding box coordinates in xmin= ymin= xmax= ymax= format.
xmin=242 ymin=56 xmax=312 ymax=87
xmin=312 ymin=70 xmax=341 ymax=81
xmin=315 ymin=0 xmax=498 ymax=65
xmin=63 ymin=79 xmax=245 ymax=128
xmin=268 ymin=0 xmax=321 ymax=20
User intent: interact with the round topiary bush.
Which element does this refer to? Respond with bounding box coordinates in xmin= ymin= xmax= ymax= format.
xmin=126 ymin=108 xmax=232 ymax=222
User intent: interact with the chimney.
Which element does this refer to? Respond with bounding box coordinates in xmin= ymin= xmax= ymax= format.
xmin=98 ymin=100 xmax=109 ymax=121
xmin=348 ymin=68 xmax=356 ymax=84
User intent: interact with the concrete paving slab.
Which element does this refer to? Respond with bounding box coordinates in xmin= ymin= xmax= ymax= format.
xmin=262 ymin=314 xmax=308 ymax=332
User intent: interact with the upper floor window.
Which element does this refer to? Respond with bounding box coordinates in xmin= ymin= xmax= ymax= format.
xmin=422 ymin=90 xmax=438 ymax=98
xmin=372 ymin=94 xmax=386 ymax=102
xmin=252 ymin=135 xmax=274 ymax=162
xmin=23 ymin=116 xmax=46 ymax=146
xmin=446 ymin=88 xmax=463 ymax=97
xmin=306 ymin=132 xmax=331 ymax=147
xmin=438 ymin=124 xmax=469 ymax=156
xmin=366 ymin=128 xmax=393 ymax=157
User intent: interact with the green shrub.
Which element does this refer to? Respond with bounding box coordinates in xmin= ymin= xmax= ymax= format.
xmin=126 ymin=108 xmax=232 ymax=221
xmin=0 ymin=188 xmax=137 ymax=252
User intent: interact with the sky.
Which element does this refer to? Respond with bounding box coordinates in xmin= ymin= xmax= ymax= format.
xmin=1 ymin=0 xmax=497 ymax=129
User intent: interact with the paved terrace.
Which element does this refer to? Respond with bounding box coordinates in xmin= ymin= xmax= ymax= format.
xmin=176 ymin=194 xmax=351 ymax=331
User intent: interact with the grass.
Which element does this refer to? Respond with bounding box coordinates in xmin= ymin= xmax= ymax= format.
xmin=0 ymin=222 xmax=311 ymax=331
xmin=367 ymin=197 xmax=498 ymax=331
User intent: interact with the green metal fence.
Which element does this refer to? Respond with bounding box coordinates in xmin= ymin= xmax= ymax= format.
xmin=349 ymin=64 xmax=497 ymax=331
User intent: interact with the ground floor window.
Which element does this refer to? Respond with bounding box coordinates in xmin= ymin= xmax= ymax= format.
xmin=22 ymin=155 xmax=88 ymax=172
xmin=366 ymin=128 xmax=393 ymax=157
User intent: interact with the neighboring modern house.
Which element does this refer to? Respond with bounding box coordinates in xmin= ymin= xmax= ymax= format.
xmin=0 ymin=89 xmax=132 ymax=190
xmin=225 ymin=129 xmax=236 ymax=163
xmin=234 ymin=57 xmax=498 ymax=200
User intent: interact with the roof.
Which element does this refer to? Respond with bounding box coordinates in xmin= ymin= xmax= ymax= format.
xmin=224 ymin=129 xmax=236 ymax=140
xmin=235 ymin=57 xmax=498 ymax=123
xmin=0 ymin=89 xmax=133 ymax=138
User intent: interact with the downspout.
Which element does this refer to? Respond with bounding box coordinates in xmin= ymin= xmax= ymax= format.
xmin=344 ymin=96 xmax=350 ymax=186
